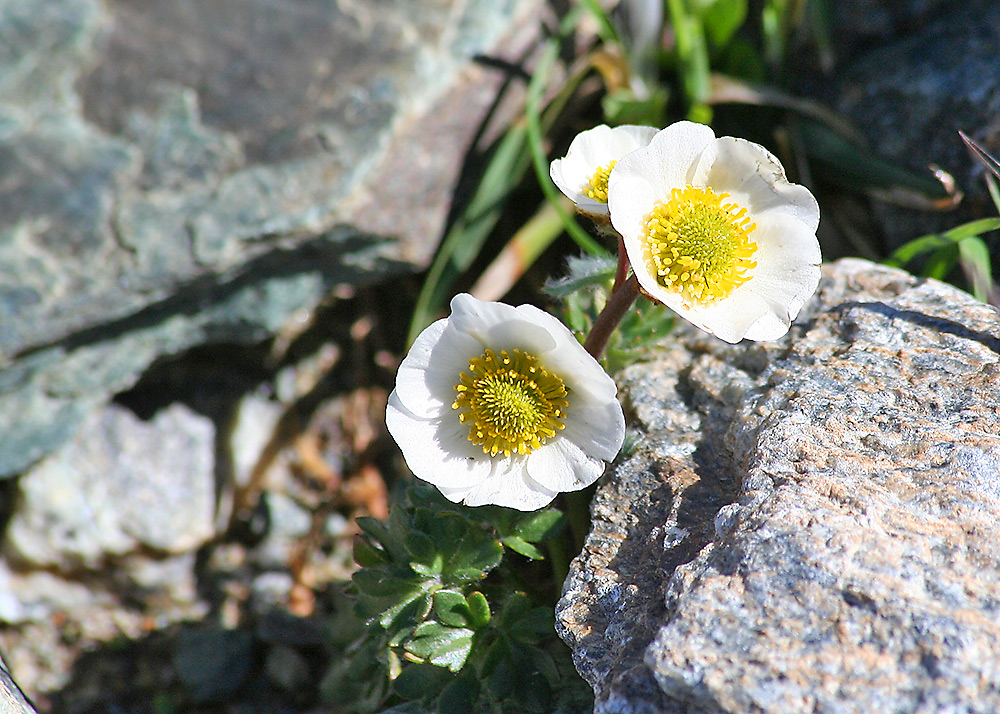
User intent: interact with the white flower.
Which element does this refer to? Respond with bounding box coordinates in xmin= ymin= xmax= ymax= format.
xmin=608 ymin=120 xmax=822 ymax=343
xmin=386 ymin=294 xmax=625 ymax=511
xmin=549 ymin=124 xmax=659 ymax=218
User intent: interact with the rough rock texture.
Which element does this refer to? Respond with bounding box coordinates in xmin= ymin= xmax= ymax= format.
xmin=557 ymin=258 xmax=1000 ymax=714
xmin=0 ymin=0 xmax=539 ymax=477
xmin=3 ymin=403 xmax=215 ymax=571
xmin=823 ymin=0 xmax=967 ymax=59
xmin=827 ymin=1 xmax=1000 ymax=246
xmin=1 ymin=654 xmax=38 ymax=714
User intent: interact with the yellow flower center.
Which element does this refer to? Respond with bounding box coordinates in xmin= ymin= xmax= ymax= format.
xmin=642 ymin=185 xmax=758 ymax=304
xmin=452 ymin=348 xmax=568 ymax=457
xmin=586 ymin=160 xmax=616 ymax=203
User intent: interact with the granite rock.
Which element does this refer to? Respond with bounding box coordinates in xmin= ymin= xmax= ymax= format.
xmin=0 ymin=0 xmax=540 ymax=477
xmin=557 ymin=258 xmax=1000 ymax=714
xmin=822 ymin=0 xmax=967 ymax=60
xmin=3 ymin=402 xmax=215 ymax=570
xmin=827 ymin=2 xmax=1000 ymax=247
xmin=1 ymin=653 xmax=38 ymax=714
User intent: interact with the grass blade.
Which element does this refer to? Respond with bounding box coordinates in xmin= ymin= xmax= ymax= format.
xmin=467 ymin=201 xmax=567 ymax=302
xmin=960 ymin=131 xmax=1000 ymax=181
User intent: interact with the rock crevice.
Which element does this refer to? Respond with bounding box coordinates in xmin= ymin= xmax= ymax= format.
xmin=558 ymin=259 xmax=1000 ymax=714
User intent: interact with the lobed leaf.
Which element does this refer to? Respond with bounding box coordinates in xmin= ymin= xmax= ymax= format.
xmin=392 ymin=663 xmax=453 ymax=701
xmin=500 ymin=536 xmax=546 ymax=561
xmin=466 ymin=591 xmax=491 ymax=629
xmin=405 ymin=623 xmax=475 ymax=672
xmin=432 ymin=590 xmax=475 ymax=629
xmin=512 ymin=508 xmax=566 ymax=542
xmin=437 ymin=672 xmax=480 ymax=714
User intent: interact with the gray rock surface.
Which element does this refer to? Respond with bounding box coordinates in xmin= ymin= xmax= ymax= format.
xmin=0 ymin=0 xmax=539 ymax=477
xmin=823 ymin=0 xmax=966 ymax=59
xmin=3 ymin=403 xmax=215 ymax=570
xmin=828 ymin=2 xmax=1000 ymax=246
xmin=1 ymin=653 xmax=38 ymax=714
xmin=557 ymin=258 xmax=1000 ymax=713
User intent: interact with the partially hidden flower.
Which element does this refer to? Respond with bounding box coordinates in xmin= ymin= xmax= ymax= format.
xmin=549 ymin=124 xmax=659 ymax=218
xmin=386 ymin=294 xmax=625 ymax=511
xmin=608 ymin=120 xmax=822 ymax=343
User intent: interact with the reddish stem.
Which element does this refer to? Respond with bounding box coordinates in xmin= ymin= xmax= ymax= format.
xmin=583 ymin=274 xmax=641 ymax=360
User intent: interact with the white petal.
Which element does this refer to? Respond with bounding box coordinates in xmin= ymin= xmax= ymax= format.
xmin=739 ymin=213 xmax=822 ymax=338
xmin=693 ymin=137 xmax=820 ymax=231
xmin=459 ymin=457 xmax=558 ymax=511
xmin=525 ymin=437 xmax=605 ymax=494
xmin=561 ymin=397 xmax=626 ymax=462
xmin=385 ymin=391 xmax=493 ymax=489
xmin=611 ymin=121 xmax=716 ymax=200
xmin=550 ymin=124 xmax=659 ymax=216
xmin=649 ymin=212 xmax=821 ymax=343
xmin=608 ymin=170 xmax=662 ymax=259
xmin=394 ymin=318 xmax=482 ymax=418
xmin=513 ymin=304 xmax=618 ymax=403
xmin=550 ymin=159 xmax=609 ymax=216
xmin=449 ymin=294 xmax=558 ymax=355
xmin=677 ymin=288 xmax=775 ymax=344
xmin=601 ymin=124 xmax=661 ymax=159
xmin=609 ymin=121 xmax=717 ymax=254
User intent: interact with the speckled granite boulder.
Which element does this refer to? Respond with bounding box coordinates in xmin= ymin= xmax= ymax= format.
xmin=1 ymin=655 xmax=38 ymax=714
xmin=557 ymin=258 xmax=1000 ymax=714
xmin=0 ymin=0 xmax=540 ymax=477
xmin=3 ymin=403 xmax=215 ymax=571
xmin=827 ymin=2 xmax=1000 ymax=247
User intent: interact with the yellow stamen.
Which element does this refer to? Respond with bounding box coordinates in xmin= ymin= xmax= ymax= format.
xmin=452 ymin=348 xmax=569 ymax=457
xmin=642 ymin=185 xmax=757 ymax=305
xmin=586 ymin=160 xmax=617 ymax=203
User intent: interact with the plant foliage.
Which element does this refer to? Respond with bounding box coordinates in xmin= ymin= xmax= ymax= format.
xmin=323 ymin=483 xmax=591 ymax=714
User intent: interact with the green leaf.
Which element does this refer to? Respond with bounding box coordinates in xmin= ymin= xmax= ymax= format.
xmin=466 ymin=592 xmax=491 ymax=629
xmin=357 ymin=514 xmax=408 ymax=563
xmin=444 ymin=539 xmax=503 ymax=583
xmin=923 ymin=243 xmax=959 ymax=280
xmin=319 ymin=641 xmax=391 ymax=713
xmin=796 ymin=118 xmax=959 ymax=208
xmin=506 ymin=606 xmax=554 ymax=645
xmin=500 ymin=536 xmax=546 ymax=560
xmin=392 ymin=663 xmax=454 ymax=700
xmin=958 ymin=236 xmax=995 ymax=302
xmin=524 ymin=9 xmax=609 ymax=261
xmin=701 ymin=0 xmax=748 ymax=48
xmin=437 ymin=672 xmax=480 ymax=714
xmin=433 ymin=591 xmax=474 ymax=628
xmin=427 ymin=632 xmax=474 ymax=672
xmin=667 ymin=0 xmax=712 ymax=108
xmin=960 ymin=130 xmax=1000 ymax=181
xmin=542 ymin=255 xmax=616 ymax=298
xmin=601 ymin=86 xmax=669 ymax=127
xmin=940 ymin=218 xmax=1000 ymax=242
xmin=418 ymin=512 xmax=468 ymax=552
xmin=578 ymin=0 xmax=619 ymax=44
xmin=353 ymin=536 xmax=386 ymax=568
xmin=407 ymin=124 xmax=534 ymax=344
xmin=405 ymin=623 xmax=475 ymax=672
xmin=406 ymin=531 xmax=437 ymax=563
xmin=481 ymin=639 xmax=514 ymax=695
xmin=407 ymin=531 xmax=444 ymax=576
xmin=352 ymin=567 xmax=423 ymax=598
xmin=382 ymin=590 xmax=435 ymax=636
xmin=512 ymin=509 xmax=566 ymax=542
xmin=497 ymin=592 xmax=532 ymax=627
xmin=884 ymin=218 xmax=1000 ymax=268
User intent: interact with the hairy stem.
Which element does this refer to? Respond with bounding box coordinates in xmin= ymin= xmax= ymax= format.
xmin=583 ymin=274 xmax=641 ymax=360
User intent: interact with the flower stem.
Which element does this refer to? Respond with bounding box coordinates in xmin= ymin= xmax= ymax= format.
xmin=583 ymin=273 xmax=641 ymax=360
